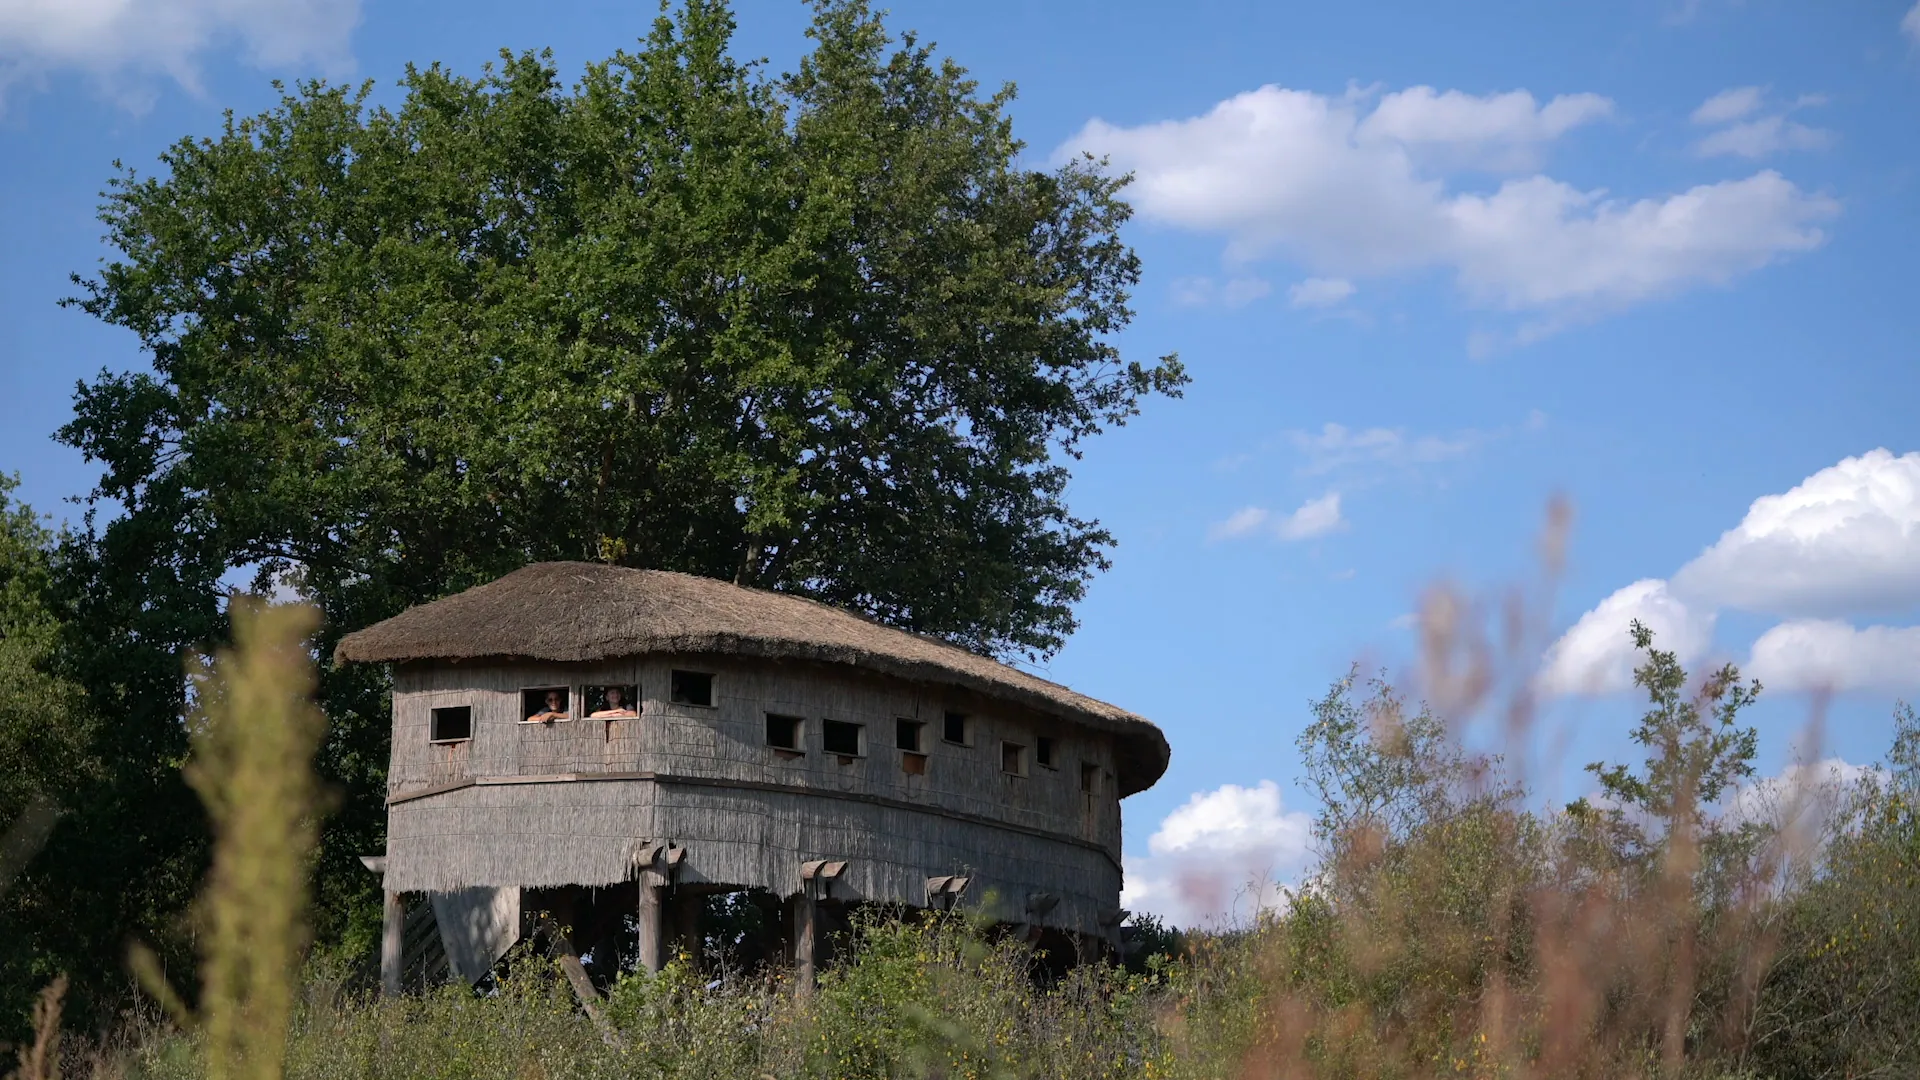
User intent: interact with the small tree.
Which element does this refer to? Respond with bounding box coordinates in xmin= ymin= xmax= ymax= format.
xmin=1567 ymin=619 xmax=1763 ymax=887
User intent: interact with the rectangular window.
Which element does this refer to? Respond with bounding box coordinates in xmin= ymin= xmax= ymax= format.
xmin=1036 ymin=736 xmax=1056 ymax=769
xmin=766 ymin=713 xmax=804 ymax=752
xmin=1001 ymin=741 xmax=1028 ymax=777
xmin=429 ymin=705 xmax=472 ymax=743
xmin=942 ymin=711 xmax=970 ymax=746
xmin=896 ymin=718 xmax=924 ymax=753
xmin=1080 ymin=762 xmax=1099 ymax=794
xmin=670 ymin=670 xmax=714 ymax=707
xmin=822 ymin=719 xmax=863 ymax=757
xmin=584 ymin=684 xmax=639 ymax=719
xmin=521 ymin=687 xmax=570 ymax=723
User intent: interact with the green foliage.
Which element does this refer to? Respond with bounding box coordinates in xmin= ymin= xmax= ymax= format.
xmin=97 ymin=918 xmax=1184 ymax=1080
xmin=1570 ymin=619 xmax=1763 ymax=881
xmin=1746 ymin=701 xmax=1920 ymax=1079
xmin=0 ymin=478 xmax=134 ymax=1035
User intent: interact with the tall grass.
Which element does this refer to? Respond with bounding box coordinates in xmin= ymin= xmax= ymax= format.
xmin=12 ymin=524 xmax=1919 ymax=1079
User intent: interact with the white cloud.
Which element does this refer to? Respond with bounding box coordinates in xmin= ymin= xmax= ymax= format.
xmin=1748 ymin=620 xmax=1920 ymax=692
xmin=1672 ymin=449 xmax=1920 ymax=617
xmin=0 ymin=0 xmax=359 ymax=108
xmin=1540 ymin=578 xmax=1715 ymax=696
xmin=1904 ymin=2 xmax=1920 ymax=44
xmin=1277 ymin=492 xmax=1346 ymax=540
xmin=1724 ymin=758 xmax=1878 ymax=841
xmin=1689 ymin=87 xmax=1835 ymax=160
xmin=1697 ymin=115 xmax=1835 ymax=159
xmin=1692 ymin=86 xmax=1765 ymax=125
xmin=1121 ymin=780 xmax=1312 ymax=929
xmin=1171 ymin=275 xmax=1272 ymax=308
xmin=1061 ymin=85 xmax=1836 ymax=329
xmin=1291 ymin=421 xmax=1482 ymax=475
xmin=1207 ymin=506 xmax=1271 ymax=542
xmin=1289 ymin=276 xmax=1356 ymax=308
xmin=1357 ymin=86 xmax=1614 ymax=172
xmin=1209 ymin=492 xmax=1346 ymax=543
xmin=1543 ymin=449 xmax=1920 ymax=697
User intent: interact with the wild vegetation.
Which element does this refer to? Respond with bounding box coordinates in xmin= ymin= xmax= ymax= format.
xmin=5 ymin=574 xmax=1915 ymax=1079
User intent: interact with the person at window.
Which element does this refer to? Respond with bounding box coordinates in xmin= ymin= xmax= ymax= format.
xmin=526 ymin=689 xmax=568 ymax=723
xmin=590 ymin=686 xmax=637 ymax=719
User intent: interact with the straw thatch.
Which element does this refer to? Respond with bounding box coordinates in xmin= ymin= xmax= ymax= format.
xmin=337 ymin=562 xmax=1169 ymax=794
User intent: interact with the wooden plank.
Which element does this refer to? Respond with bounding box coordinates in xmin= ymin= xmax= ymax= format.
xmin=387 ymin=770 xmax=1118 ymax=869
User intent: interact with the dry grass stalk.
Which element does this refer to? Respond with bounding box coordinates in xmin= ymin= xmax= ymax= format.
xmin=9 ymin=975 xmax=65 ymax=1080
xmin=177 ymin=599 xmax=330 ymax=1080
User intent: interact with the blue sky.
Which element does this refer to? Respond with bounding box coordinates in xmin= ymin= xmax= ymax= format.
xmin=2 ymin=0 xmax=1917 ymax=927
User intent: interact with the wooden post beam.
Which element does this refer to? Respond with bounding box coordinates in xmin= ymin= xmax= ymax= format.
xmin=380 ymin=889 xmax=405 ymax=997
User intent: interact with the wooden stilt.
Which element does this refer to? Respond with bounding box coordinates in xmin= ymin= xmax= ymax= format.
xmin=380 ymin=889 xmax=405 ymax=997
xmin=793 ymin=885 xmax=817 ymax=995
xmin=637 ymin=879 xmax=665 ymax=974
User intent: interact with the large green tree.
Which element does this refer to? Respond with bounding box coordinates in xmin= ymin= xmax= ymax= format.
xmin=49 ymin=0 xmax=1182 ymax=977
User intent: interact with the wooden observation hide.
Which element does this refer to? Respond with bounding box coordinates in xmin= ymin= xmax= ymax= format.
xmin=336 ymin=562 xmax=1169 ymax=991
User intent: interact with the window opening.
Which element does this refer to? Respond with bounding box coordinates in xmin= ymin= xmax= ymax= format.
xmin=429 ymin=705 xmax=472 ymax=743
xmin=896 ymin=718 xmax=924 ymax=752
xmin=942 ymin=711 xmax=970 ymax=746
xmin=823 ymin=719 xmax=863 ymax=757
xmin=670 ymin=670 xmax=715 ymax=707
xmin=1036 ymin=736 xmax=1056 ymax=769
xmin=1001 ymin=741 xmax=1028 ymax=777
xmin=521 ymin=687 xmax=570 ymax=723
xmin=585 ymin=684 xmax=639 ymax=719
xmin=1080 ymin=762 xmax=1099 ymax=794
xmin=766 ymin=713 xmax=804 ymax=752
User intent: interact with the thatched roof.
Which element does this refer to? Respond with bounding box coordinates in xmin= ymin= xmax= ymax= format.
xmin=336 ymin=562 xmax=1168 ymax=795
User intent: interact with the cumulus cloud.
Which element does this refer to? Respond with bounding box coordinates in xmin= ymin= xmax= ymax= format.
xmin=1723 ymin=758 xmax=1879 ymax=844
xmin=1121 ymin=780 xmax=1312 ymax=929
xmin=1543 ymin=449 xmax=1920 ymax=697
xmin=1692 ymin=86 xmax=1765 ymax=125
xmin=1060 ymin=84 xmax=1836 ymax=329
xmin=1356 ymin=86 xmax=1614 ymax=172
xmin=1671 ymin=449 xmax=1920 ymax=617
xmin=1747 ymin=620 xmax=1920 ymax=692
xmin=1539 ymin=579 xmax=1715 ymax=695
xmin=1208 ymin=493 xmax=1346 ymax=543
xmin=0 ymin=0 xmax=359 ymax=108
xmin=1288 ymin=277 xmax=1356 ymax=308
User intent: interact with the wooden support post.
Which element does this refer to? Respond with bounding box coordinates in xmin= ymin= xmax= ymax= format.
xmin=380 ymin=889 xmax=405 ymax=997
xmin=793 ymin=883 xmax=817 ymax=995
xmin=636 ymin=879 xmax=665 ymax=974
xmin=793 ymin=858 xmax=844 ymax=996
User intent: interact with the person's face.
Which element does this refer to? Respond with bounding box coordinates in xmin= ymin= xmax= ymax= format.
xmin=606 ymin=687 xmax=624 ymax=707
xmin=545 ymin=691 xmax=562 ymax=710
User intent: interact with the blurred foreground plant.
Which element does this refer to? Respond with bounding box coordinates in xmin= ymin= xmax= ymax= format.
xmin=131 ymin=600 xmax=330 ymax=1080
